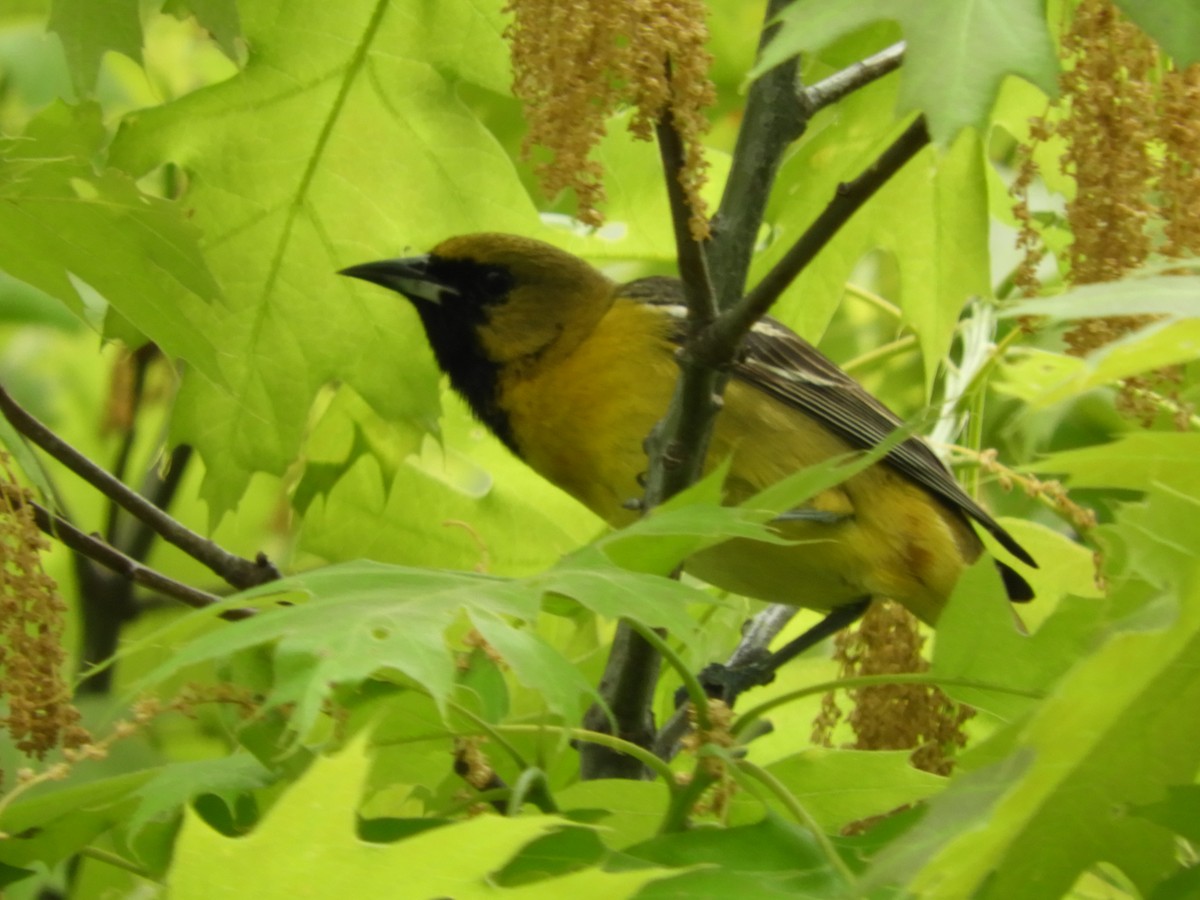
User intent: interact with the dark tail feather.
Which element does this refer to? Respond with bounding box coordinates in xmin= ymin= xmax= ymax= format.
xmin=997 ymin=560 xmax=1034 ymax=602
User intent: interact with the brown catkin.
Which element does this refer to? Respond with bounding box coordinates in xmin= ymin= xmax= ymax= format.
xmin=812 ymin=602 xmax=972 ymax=779
xmin=1016 ymin=0 xmax=1199 ymax=427
xmin=1160 ymin=64 xmax=1200 ymax=260
xmin=0 ymin=453 xmax=89 ymax=763
xmin=1059 ymin=0 xmax=1157 ymax=293
xmin=505 ymin=0 xmax=715 ymax=237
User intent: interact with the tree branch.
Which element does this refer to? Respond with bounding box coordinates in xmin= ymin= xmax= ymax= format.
xmin=655 ymin=110 xmax=719 ymax=326
xmin=123 ymin=443 xmax=194 ymax=564
xmin=0 ymin=382 xmax=279 ymax=590
xmin=642 ymin=111 xmax=723 ymax=511
xmin=799 ymin=41 xmax=906 ymax=117
xmin=580 ymin=624 xmax=665 ymax=780
xmin=580 ymin=107 xmax=725 ymax=781
xmin=707 ymin=0 xmax=807 ymax=306
xmin=103 ymin=345 xmax=158 ymax=542
xmin=706 ymin=115 xmax=931 ymax=360
xmin=13 ymin=489 xmax=245 ymax=616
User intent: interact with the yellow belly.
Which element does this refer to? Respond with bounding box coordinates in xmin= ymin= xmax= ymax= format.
xmin=499 ymin=300 xmax=982 ymax=624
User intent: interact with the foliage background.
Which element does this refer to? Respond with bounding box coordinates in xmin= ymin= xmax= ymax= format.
xmin=1 ymin=0 xmax=1200 ymax=897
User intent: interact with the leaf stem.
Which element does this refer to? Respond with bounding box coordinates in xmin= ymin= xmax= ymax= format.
xmin=78 ymin=846 xmax=156 ymax=881
xmin=658 ymin=766 xmax=716 ymax=834
xmin=735 ymin=758 xmax=857 ymax=889
xmin=626 ymin=619 xmax=711 ymax=733
xmin=500 ymin=724 xmax=678 ymax=785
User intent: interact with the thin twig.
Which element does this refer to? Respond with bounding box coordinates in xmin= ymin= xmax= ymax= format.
xmin=653 ymin=603 xmax=799 ymax=760
xmin=0 ymin=383 xmax=278 ymax=590
xmin=735 ymin=759 xmax=857 ymax=888
xmin=655 ymin=111 xmax=719 ymax=326
xmin=104 ymin=345 xmax=158 ymax=542
xmin=707 ymin=115 xmax=932 ymax=359
xmin=800 ymin=41 xmax=906 ymax=116
xmin=842 ymin=334 xmax=918 ymax=374
xmin=125 ymin=444 xmax=193 ymax=564
xmin=643 ymin=111 xmax=723 ymax=509
xmin=19 ymin=493 xmax=243 ymax=616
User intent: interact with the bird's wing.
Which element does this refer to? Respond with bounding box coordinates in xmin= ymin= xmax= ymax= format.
xmin=623 ymin=277 xmax=1035 ymax=567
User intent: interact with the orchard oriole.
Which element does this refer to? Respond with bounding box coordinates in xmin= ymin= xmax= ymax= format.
xmin=342 ymin=233 xmax=1034 ymax=631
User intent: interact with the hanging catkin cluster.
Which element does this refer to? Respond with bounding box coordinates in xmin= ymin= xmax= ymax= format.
xmin=0 ymin=453 xmax=89 ymax=764
xmin=504 ymin=0 xmax=715 ymax=238
xmin=1013 ymin=0 xmax=1200 ymax=426
xmin=812 ymin=601 xmax=972 ymax=782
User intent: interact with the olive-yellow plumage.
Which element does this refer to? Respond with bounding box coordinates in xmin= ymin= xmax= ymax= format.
xmin=341 ymin=233 xmax=1034 ymax=626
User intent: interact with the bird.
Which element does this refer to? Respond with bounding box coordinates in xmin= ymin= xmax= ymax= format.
xmin=340 ymin=232 xmax=1035 ymax=638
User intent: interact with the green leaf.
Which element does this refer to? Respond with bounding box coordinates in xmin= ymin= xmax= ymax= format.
xmin=0 ymin=101 xmax=222 ymax=374
xmin=589 ymin=460 xmax=787 ymax=578
xmin=1134 ymin=785 xmax=1200 ymax=843
xmin=622 ymin=815 xmax=848 ymax=898
xmin=297 ymin=388 xmax=601 ymax=575
xmin=0 ymin=771 xmax=153 ymax=871
xmin=469 ymin=609 xmax=601 ymax=723
xmin=124 ymin=754 xmax=276 ymax=843
xmin=163 ymin=0 xmax=243 ymax=60
xmin=47 ymin=0 xmax=142 ymax=96
xmin=1029 ymin=433 xmax=1200 ymax=495
xmin=985 ymin=519 xmax=1104 ymax=620
xmin=555 ymin=780 xmax=669 ymax=850
xmin=933 ymin=558 xmax=1106 ymax=721
xmin=168 ymin=739 xmax=671 ymax=898
xmin=755 ymin=0 xmax=1058 ymax=144
xmin=109 ymin=0 xmax=537 ymax=519
xmin=1001 ymin=275 xmax=1200 ymax=322
xmin=455 ymin=648 xmax=512 ymax=725
xmin=0 ymin=754 xmax=272 ymax=875
xmin=754 ymin=80 xmax=892 ymax=342
xmin=871 ymin=487 xmax=1200 ymax=898
xmin=534 ymin=562 xmax=716 ymax=638
xmin=546 ymin=113 xmax=732 ymax=265
xmin=134 ymin=564 xmax=528 ymax=732
xmin=1150 ymin=864 xmax=1200 ymax=900
xmin=729 ymin=749 xmax=945 ymax=834
xmin=998 ymin=279 xmax=1200 ymax=404
xmin=129 ymin=557 xmax=716 ymax=734
xmin=493 ymin=826 xmax=608 ymax=886
xmin=1113 ymin=0 xmax=1200 ymax=67
xmin=862 ymin=750 xmax=1034 ymax=892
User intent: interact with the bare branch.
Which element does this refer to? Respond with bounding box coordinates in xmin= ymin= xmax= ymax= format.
xmin=707 ymin=0 xmax=807 ymax=306
xmin=0 ymin=382 xmax=279 ymax=590
xmin=16 ymin=490 xmax=247 ymax=617
xmin=706 ymin=115 xmax=931 ymax=360
xmin=580 ymin=107 xmax=722 ymax=781
xmin=800 ymin=41 xmax=906 ymax=116
xmin=655 ymin=111 xmax=719 ymax=326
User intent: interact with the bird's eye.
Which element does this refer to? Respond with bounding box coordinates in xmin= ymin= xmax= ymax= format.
xmin=482 ymin=268 xmax=511 ymax=297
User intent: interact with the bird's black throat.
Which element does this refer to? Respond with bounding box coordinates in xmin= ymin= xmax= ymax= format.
xmin=411 ymin=301 xmax=519 ymax=454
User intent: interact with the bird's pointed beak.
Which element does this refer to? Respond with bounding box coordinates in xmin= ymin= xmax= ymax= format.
xmin=338 ymin=255 xmax=456 ymax=305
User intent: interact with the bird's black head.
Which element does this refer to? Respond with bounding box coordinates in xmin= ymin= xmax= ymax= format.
xmin=340 ymin=232 xmax=614 ymax=449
